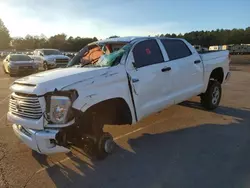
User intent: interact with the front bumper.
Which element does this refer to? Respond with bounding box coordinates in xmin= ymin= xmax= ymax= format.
xmin=47 ymin=63 xmax=57 ymax=68
xmin=48 ymin=63 xmax=68 ymax=68
xmin=9 ymin=67 xmax=38 ymax=75
xmin=12 ymin=124 xmax=70 ymax=154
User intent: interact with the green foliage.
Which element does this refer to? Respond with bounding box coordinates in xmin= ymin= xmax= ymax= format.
xmin=0 ymin=18 xmax=11 ymax=50
xmin=10 ymin=34 xmax=98 ymax=52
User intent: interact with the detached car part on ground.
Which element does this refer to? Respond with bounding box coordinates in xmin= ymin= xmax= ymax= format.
xmin=7 ymin=37 xmax=230 ymax=160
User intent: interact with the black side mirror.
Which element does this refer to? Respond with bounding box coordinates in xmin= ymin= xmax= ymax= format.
xmin=40 ymin=53 xmax=44 ymax=56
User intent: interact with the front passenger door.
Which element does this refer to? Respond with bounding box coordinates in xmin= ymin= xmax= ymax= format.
xmin=126 ymin=39 xmax=174 ymax=120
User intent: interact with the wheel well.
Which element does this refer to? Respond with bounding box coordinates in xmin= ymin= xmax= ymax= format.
xmin=209 ymin=67 xmax=224 ymax=84
xmin=77 ymin=98 xmax=133 ymax=127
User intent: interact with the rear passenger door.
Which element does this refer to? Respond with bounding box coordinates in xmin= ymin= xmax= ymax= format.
xmin=126 ymin=39 xmax=174 ymax=120
xmin=160 ymin=39 xmax=204 ymax=104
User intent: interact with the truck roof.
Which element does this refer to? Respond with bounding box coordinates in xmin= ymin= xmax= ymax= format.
xmin=35 ymin=48 xmax=60 ymax=51
xmin=96 ymin=36 xmax=182 ymax=44
xmin=97 ymin=36 xmax=147 ymax=43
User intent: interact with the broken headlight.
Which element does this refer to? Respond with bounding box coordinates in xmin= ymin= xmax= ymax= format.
xmin=50 ymin=96 xmax=71 ymax=124
xmin=46 ymin=90 xmax=78 ymax=124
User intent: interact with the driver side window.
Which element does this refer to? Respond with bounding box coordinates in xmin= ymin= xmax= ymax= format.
xmin=133 ymin=39 xmax=164 ymax=68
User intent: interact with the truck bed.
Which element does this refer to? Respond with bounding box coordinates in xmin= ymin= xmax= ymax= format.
xmin=199 ymin=50 xmax=229 ymax=62
xmin=199 ymin=50 xmax=225 ymax=54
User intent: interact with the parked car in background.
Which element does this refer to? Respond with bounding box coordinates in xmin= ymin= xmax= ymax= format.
xmin=193 ymin=45 xmax=209 ymax=52
xmin=32 ymin=49 xmax=70 ymax=70
xmin=209 ymin=45 xmax=223 ymax=51
xmin=26 ymin=51 xmax=34 ymax=56
xmin=0 ymin=51 xmax=9 ymax=59
xmin=2 ymin=54 xmax=38 ymax=76
xmin=29 ymin=56 xmax=44 ymax=70
xmin=64 ymin=52 xmax=76 ymax=59
xmin=229 ymin=44 xmax=250 ymax=55
xmin=8 ymin=36 xmax=230 ymax=160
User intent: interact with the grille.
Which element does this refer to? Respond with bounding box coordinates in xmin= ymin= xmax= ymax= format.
xmin=56 ymin=59 xmax=69 ymax=63
xmin=19 ymin=66 xmax=33 ymax=70
xmin=9 ymin=93 xmax=42 ymax=119
xmin=55 ymin=59 xmax=69 ymax=68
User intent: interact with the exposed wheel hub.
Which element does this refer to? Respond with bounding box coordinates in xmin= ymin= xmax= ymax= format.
xmin=104 ymin=139 xmax=115 ymax=154
xmin=212 ymin=86 xmax=220 ymax=105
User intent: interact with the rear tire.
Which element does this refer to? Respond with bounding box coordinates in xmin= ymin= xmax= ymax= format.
xmin=200 ymin=80 xmax=222 ymax=110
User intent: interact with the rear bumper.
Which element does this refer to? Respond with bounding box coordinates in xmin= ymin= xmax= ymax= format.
xmin=12 ymin=124 xmax=70 ymax=154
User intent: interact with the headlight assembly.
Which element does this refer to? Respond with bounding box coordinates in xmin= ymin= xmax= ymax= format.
xmin=50 ymin=96 xmax=72 ymax=124
xmin=45 ymin=90 xmax=78 ymax=125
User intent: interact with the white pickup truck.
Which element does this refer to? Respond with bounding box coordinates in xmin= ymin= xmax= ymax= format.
xmin=7 ymin=37 xmax=230 ymax=159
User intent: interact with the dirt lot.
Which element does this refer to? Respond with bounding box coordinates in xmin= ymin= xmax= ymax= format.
xmin=230 ymin=55 xmax=250 ymax=72
xmin=0 ymin=56 xmax=250 ymax=188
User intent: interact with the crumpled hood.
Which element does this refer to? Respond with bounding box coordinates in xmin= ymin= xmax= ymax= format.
xmin=12 ymin=67 xmax=109 ymax=95
xmin=44 ymin=54 xmax=70 ymax=60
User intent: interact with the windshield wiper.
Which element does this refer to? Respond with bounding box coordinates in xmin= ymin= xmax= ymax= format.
xmin=80 ymin=61 xmax=93 ymax=67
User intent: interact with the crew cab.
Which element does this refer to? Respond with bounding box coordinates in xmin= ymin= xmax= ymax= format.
xmin=7 ymin=37 xmax=230 ymax=159
xmin=31 ymin=49 xmax=70 ymax=70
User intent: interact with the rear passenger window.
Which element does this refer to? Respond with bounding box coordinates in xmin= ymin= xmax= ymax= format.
xmin=161 ymin=39 xmax=192 ymax=60
xmin=133 ymin=39 xmax=163 ymax=68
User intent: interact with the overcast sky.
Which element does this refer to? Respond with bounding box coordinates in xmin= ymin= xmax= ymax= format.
xmin=0 ymin=0 xmax=249 ymax=39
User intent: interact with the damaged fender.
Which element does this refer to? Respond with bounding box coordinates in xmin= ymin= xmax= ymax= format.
xmin=62 ymin=65 xmax=137 ymax=124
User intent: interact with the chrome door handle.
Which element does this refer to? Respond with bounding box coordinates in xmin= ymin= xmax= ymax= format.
xmin=194 ymin=60 xmax=201 ymax=64
xmin=161 ymin=67 xmax=171 ymax=72
xmin=132 ymin=78 xmax=139 ymax=83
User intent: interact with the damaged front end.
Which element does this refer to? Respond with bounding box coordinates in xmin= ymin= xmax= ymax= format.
xmin=8 ymin=89 xmax=80 ymax=154
xmin=43 ymin=89 xmax=82 ymax=148
xmin=43 ymin=89 xmax=78 ymax=126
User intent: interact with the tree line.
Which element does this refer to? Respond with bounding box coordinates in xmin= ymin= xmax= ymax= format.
xmin=1 ymin=18 xmax=250 ymax=51
xmin=158 ymin=27 xmax=250 ymax=47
